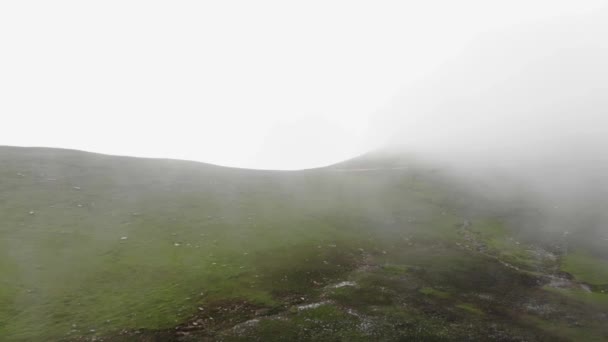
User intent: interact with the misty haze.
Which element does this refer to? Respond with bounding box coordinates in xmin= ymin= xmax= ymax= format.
xmin=1 ymin=1 xmax=608 ymax=341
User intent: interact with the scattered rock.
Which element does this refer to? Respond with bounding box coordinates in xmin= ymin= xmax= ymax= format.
xmin=329 ymin=281 xmax=357 ymax=289
xmin=255 ymin=308 xmax=270 ymax=316
xmin=297 ymin=301 xmax=331 ymax=311
xmin=477 ymin=293 xmax=493 ymax=301
xmin=232 ymin=318 xmax=260 ymax=333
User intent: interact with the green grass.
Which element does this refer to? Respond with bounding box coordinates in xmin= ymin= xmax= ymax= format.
xmin=419 ymin=287 xmax=451 ymax=299
xmin=1 ymin=146 xmax=608 ymax=341
xmin=561 ymin=252 xmax=608 ymax=285
xmin=455 ymin=303 xmax=484 ymax=315
xmin=0 ymin=147 xmax=466 ymax=340
xmin=472 ymin=219 xmax=547 ymax=272
xmin=524 ymin=314 xmax=608 ymax=342
xmin=544 ymin=286 xmax=608 ymax=308
xmin=380 ymin=264 xmax=411 ymax=275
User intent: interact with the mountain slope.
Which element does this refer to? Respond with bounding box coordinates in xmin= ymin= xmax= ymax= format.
xmin=1 ymin=146 xmax=607 ymax=341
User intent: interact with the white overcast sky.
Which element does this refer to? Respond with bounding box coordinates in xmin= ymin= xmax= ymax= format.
xmin=1 ymin=1 xmax=606 ymax=169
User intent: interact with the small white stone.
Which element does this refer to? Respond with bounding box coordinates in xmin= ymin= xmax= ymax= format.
xmin=330 ymin=281 xmax=357 ymax=289
xmin=297 ymin=301 xmax=330 ymax=311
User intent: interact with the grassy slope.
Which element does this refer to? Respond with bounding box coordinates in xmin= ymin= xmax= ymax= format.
xmin=1 ymin=147 xmax=607 ymax=341
xmin=561 ymin=253 xmax=608 ymax=285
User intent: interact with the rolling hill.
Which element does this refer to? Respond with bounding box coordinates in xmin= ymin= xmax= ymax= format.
xmin=1 ymin=146 xmax=607 ymax=341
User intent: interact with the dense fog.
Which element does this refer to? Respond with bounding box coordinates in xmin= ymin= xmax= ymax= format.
xmin=368 ymin=10 xmax=608 ymax=237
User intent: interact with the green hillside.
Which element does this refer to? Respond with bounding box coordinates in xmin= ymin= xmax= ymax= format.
xmin=1 ymin=146 xmax=607 ymax=341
